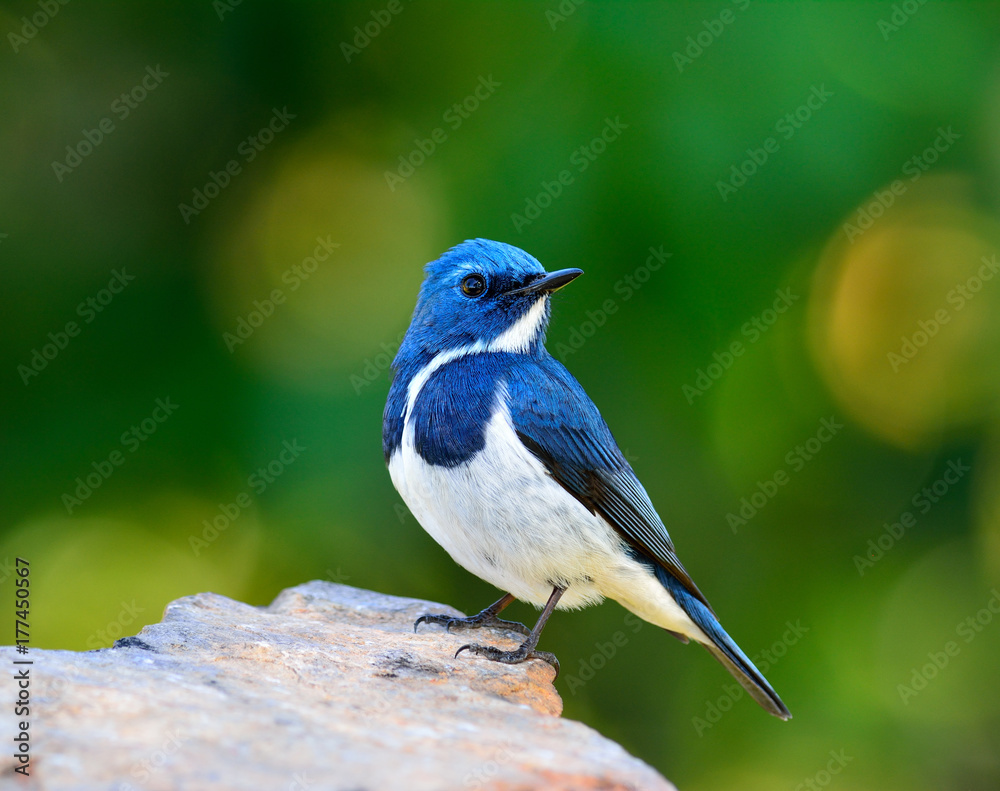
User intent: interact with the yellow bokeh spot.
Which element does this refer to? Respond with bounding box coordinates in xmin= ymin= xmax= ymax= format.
xmin=810 ymin=176 xmax=1000 ymax=449
xmin=204 ymin=123 xmax=449 ymax=392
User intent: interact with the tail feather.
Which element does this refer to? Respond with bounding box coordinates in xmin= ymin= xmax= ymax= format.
xmin=652 ymin=562 xmax=791 ymax=720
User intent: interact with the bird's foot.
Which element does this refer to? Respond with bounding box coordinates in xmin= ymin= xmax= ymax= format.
xmin=413 ymin=611 xmax=531 ymax=637
xmin=454 ymin=641 xmax=560 ymax=678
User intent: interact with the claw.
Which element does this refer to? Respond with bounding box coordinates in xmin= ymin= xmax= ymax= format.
xmin=416 ymin=589 xmax=563 ymax=680
xmin=535 ymin=651 xmax=560 ymax=679
xmin=413 ymin=613 xmax=445 ymax=633
xmin=454 ymin=641 xmax=560 ymax=678
xmin=413 ymin=611 xmax=531 ymax=637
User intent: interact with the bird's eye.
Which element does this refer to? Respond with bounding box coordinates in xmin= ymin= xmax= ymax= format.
xmin=461 ymin=274 xmax=487 ymax=297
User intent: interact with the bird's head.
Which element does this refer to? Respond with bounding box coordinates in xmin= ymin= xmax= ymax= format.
xmin=396 ymin=239 xmax=583 ymax=363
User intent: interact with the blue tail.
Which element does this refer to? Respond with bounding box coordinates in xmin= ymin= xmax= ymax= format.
xmin=652 ymin=561 xmax=791 ymax=719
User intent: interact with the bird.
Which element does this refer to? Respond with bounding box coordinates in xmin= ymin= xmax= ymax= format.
xmin=383 ymin=238 xmax=790 ymax=719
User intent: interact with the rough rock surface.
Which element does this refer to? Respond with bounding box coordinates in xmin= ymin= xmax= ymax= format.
xmin=5 ymin=581 xmax=673 ymax=790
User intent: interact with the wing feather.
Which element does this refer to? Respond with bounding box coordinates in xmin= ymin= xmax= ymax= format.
xmin=507 ymin=355 xmax=713 ymax=613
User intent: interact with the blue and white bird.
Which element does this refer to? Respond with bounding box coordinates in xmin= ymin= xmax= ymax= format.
xmin=383 ymin=239 xmax=790 ymax=719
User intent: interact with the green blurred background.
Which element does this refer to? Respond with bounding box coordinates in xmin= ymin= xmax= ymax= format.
xmin=3 ymin=1 xmax=1000 ymax=788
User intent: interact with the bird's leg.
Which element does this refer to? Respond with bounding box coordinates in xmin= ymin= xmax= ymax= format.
xmin=414 ymin=592 xmax=530 ymax=637
xmin=455 ymin=585 xmax=565 ymax=677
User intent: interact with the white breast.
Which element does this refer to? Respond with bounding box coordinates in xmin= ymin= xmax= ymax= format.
xmin=389 ymin=367 xmax=705 ymax=639
xmin=389 ymin=388 xmax=619 ymax=608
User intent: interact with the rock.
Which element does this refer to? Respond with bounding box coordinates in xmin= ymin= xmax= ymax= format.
xmin=6 ymin=581 xmax=673 ymax=790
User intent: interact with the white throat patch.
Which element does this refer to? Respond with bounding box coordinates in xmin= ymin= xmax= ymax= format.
xmin=401 ymin=295 xmax=548 ymax=423
xmin=490 ymin=295 xmax=548 ymax=354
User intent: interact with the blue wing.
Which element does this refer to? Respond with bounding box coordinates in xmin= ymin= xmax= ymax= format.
xmin=505 ymin=353 xmax=713 ymax=613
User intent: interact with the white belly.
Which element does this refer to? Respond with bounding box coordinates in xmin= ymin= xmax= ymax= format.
xmin=389 ymin=405 xmax=613 ymax=608
xmin=389 ymin=401 xmax=708 ymax=642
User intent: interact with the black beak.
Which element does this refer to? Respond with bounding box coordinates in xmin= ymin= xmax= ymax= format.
xmin=506 ymin=268 xmax=584 ymax=296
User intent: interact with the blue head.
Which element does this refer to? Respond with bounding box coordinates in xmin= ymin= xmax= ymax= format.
xmin=394 ymin=239 xmax=583 ymax=368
